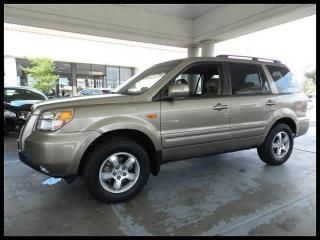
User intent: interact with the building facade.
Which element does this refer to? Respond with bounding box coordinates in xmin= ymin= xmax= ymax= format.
xmin=15 ymin=58 xmax=134 ymax=97
xmin=4 ymin=23 xmax=187 ymax=96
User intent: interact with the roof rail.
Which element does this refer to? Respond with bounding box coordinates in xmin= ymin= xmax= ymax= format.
xmin=216 ymin=55 xmax=281 ymax=64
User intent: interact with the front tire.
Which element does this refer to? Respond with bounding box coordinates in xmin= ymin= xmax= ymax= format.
xmin=257 ymin=123 xmax=294 ymax=165
xmin=83 ymin=137 xmax=150 ymax=203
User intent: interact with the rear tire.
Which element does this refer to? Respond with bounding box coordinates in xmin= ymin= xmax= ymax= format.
xmin=257 ymin=123 xmax=294 ymax=165
xmin=83 ymin=137 xmax=150 ymax=203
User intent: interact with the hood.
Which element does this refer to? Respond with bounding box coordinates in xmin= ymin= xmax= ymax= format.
xmin=32 ymin=94 xmax=133 ymax=115
xmin=4 ymin=100 xmax=44 ymax=112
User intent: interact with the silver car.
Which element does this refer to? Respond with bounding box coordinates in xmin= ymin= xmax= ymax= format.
xmin=18 ymin=55 xmax=310 ymax=203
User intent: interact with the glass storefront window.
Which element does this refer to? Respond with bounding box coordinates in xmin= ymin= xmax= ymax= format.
xmin=92 ymin=64 xmax=106 ymax=88
xmin=15 ymin=58 xmax=134 ymax=95
xmin=76 ymin=63 xmax=92 ymax=92
xmin=120 ymin=67 xmax=133 ymax=84
xmin=16 ymin=58 xmax=32 ymax=86
xmin=56 ymin=62 xmax=73 ymax=97
xmin=56 ymin=61 xmax=72 ymax=74
xmin=57 ymin=75 xmax=72 ymax=97
xmin=106 ymin=66 xmax=120 ymax=89
xmin=76 ymin=63 xmax=91 ymax=75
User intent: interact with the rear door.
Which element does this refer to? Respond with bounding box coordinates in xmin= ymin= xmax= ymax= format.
xmin=225 ymin=62 xmax=274 ymax=151
xmin=160 ymin=62 xmax=230 ymax=161
xmin=263 ymin=64 xmax=305 ymax=133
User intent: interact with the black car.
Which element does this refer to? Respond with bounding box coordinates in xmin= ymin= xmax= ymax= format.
xmin=4 ymin=86 xmax=48 ymax=133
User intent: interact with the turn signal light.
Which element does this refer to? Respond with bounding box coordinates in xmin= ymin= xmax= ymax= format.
xmin=146 ymin=113 xmax=157 ymax=119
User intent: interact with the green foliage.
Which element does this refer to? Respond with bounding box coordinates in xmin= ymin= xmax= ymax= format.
xmin=77 ymin=86 xmax=84 ymax=92
xmin=303 ymin=78 xmax=316 ymax=95
xmin=23 ymin=58 xmax=59 ymax=94
xmin=305 ymin=69 xmax=316 ymax=84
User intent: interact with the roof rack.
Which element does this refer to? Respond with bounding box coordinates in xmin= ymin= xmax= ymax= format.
xmin=216 ymin=55 xmax=281 ymax=64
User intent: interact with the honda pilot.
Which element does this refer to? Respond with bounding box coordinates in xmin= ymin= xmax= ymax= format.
xmin=18 ymin=55 xmax=310 ymax=203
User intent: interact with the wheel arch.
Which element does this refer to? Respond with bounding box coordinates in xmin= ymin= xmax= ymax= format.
xmin=265 ymin=117 xmax=297 ymax=141
xmin=78 ymin=129 xmax=161 ymax=177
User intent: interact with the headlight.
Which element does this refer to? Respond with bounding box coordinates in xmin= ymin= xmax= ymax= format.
xmin=37 ymin=109 xmax=73 ymax=131
xmin=4 ymin=109 xmax=17 ymax=118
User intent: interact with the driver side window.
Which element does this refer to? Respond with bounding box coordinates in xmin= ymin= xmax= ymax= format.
xmin=162 ymin=63 xmax=222 ymax=98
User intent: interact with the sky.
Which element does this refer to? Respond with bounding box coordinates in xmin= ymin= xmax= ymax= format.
xmin=215 ymin=15 xmax=316 ymax=83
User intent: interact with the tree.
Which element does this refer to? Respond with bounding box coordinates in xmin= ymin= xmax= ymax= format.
xmin=305 ymin=69 xmax=316 ymax=84
xmin=303 ymin=78 xmax=316 ymax=95
xmin=23 ymin=58 xmax=59 ymax=94
xmin=303 ymin=69 xmax=316 ymax=96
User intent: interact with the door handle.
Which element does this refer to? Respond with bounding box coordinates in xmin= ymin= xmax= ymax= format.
xmin=213 ymin=103 xmax=228 ymax=111
xmin=265 ymin=100 xmax=276 ymax=106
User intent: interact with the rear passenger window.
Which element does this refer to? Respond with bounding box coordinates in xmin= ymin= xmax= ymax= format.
xmin=228 ymin=63 xmax=265 ymax=95
xmin=266 ymin=65 xmax=301 ymax=93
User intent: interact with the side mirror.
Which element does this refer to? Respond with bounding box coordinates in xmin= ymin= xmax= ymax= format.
xmin=168 ymin=84 xmax=190 ymax=99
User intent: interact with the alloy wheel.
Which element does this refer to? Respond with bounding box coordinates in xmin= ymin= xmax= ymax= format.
xmin=99 ymin=152 xmax=140 ymax=193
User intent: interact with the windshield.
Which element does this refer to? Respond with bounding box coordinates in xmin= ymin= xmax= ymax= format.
xmin=114 ymin=59 xmax=182 ymax=95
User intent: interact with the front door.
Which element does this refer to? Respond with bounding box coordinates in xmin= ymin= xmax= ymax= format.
xmin=160 ymin=62 xmax=230 ymax=161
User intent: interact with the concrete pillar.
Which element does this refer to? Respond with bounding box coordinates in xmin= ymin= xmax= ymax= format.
xmin=187 ymin=45 xmax=200 ymax=57
xmin=4 ymin=56 xmax=18 ymax=86
xmin=200 ymin=40 xmax=215 ymax=57
xmin=71 ymin=63 xmax=77 ymax=96
xmin=186 ymin=45 xmax=200 ymax=85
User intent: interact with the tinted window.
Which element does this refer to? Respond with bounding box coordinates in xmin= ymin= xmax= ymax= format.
xmin=266 ymin=65 xmax=300 ymax=93
xmin=163 ymin=63 xmax=222 ymax=98
xmin=4 ymin=88 xmax=46 ymax=101
xmin=229 ymin=63 xmax=263 ymax=95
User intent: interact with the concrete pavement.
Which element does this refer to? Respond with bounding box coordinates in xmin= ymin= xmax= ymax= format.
xmin=4 ymin=108 xmax=316 ymax=236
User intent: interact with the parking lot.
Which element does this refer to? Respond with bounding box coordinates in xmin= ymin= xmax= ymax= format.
xmin=4 ymin=107 xmax=316 ymax=236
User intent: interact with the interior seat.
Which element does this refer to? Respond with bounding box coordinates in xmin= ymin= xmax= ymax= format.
xmin=175 ymin=79 xmax=188 ymax=85
xmin=205 ymin=78 xmax=219 ymax=96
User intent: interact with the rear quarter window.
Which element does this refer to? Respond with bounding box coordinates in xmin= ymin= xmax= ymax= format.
xmin=266 ymin=65 xmax=301 ymax=93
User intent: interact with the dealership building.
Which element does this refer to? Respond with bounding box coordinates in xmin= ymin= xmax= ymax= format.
xmin=4 ymin=23 xmax=187 ymax=96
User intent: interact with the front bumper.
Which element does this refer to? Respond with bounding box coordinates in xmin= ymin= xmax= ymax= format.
xmin=18 ymin=128 xmax=101 ymax=177
xmin=18 ymin=147 xmax=48 ymax=175
xmin=18 ymin=148 xmax=77 ymax=183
